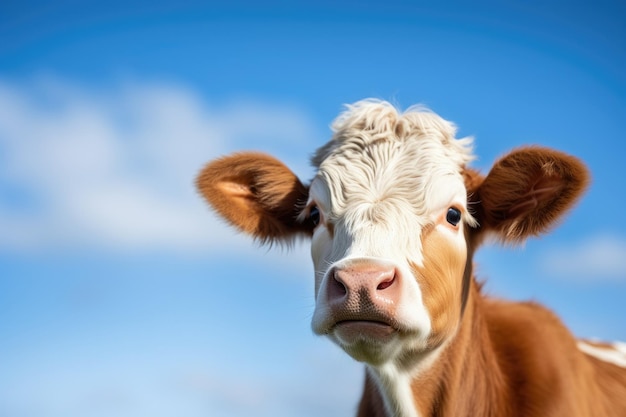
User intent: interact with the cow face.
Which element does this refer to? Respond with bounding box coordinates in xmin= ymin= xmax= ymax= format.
xmin=301 ymin=101 xmax=475 ymax=365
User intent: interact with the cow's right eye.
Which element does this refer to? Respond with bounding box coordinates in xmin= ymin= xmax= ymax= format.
xmin=309 ymin=206 xmax=321 ymax=227
xmin=446 ymin=207 xmax=462 ymax=226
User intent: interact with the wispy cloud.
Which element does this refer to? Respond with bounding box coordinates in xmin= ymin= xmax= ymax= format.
xmin=0 ymin=77 xmax=318 ymax=254
xmin=540 ymin=234 xmax=626 ymax=282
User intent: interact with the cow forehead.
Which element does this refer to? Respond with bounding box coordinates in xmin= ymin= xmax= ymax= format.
xmin=310 ymin=100 xmax=475 ymax=221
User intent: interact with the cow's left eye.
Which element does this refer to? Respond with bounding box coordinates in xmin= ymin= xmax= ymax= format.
xmin=446 ymin=207 xmax=462 ymax=226
xmin=309 ymin=206 xmax=321 ymax=227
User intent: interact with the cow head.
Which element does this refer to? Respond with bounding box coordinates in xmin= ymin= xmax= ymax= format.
xmin=197 ymin=100 xmax=588 ymax=371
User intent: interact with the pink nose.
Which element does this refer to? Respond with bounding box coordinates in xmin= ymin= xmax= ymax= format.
xmin=326 ymin=261 xmax=401 ymax=319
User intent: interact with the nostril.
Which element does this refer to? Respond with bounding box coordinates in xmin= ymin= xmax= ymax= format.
xmin=328 ymin=269 xmax=347 ymax=299
xmin=334 ymin=276 xmax=348 ymax=295
xmin=376 ymin=275 xmax=395 ymax=291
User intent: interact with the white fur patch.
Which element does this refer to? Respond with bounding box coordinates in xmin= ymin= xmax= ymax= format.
xmin=309 ymin=100 xmax=474 ymax=267
xmin=578 ymin=341 xmax=626 ymax=368
xmin=369 ymin=365 xmax=421 ymax=417
xmin=367 ymin=346 xmax=444 ymax=417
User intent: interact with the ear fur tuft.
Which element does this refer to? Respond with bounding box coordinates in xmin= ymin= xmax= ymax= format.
xmin=476 ymin=146 xmax=589 ymax=243
xmin=196 ymin=152 xmax=311 ymax=244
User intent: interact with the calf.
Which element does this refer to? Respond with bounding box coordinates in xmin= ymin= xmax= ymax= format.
xmin=196 ymin=100 xmax=626 ymax=417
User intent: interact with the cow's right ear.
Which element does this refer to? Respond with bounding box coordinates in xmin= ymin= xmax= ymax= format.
xmin=196 ymin=152 xmax=312 ymax=244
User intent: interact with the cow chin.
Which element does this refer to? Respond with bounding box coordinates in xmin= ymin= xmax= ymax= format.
xmin=327 ymin=320 xmax=431 ymax=367
xmin=330 ymin=323 xmax=401 ymax=365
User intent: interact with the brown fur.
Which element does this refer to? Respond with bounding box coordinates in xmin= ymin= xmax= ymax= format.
xmin=354 ymin=280 xmax=626 ymax=417
xmin=416 ymin=228 xmax=466 ymax=349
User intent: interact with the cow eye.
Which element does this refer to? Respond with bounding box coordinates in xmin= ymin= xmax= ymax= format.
xmin=446 ymin=207 xmax=462 ymax=226
xmin=309 ymin=206 xmax=321 ymax=227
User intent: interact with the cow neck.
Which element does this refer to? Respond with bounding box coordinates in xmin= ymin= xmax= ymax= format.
xmin=410 ymin=280 xmax=513 ymax=417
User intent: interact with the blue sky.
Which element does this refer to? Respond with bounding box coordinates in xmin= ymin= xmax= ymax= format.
xmin=1 ymin=1 xmax=625 ymax=416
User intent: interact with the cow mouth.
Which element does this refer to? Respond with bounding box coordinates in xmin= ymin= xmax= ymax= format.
xmin=332 ymin=319 xmax=397 ymax=344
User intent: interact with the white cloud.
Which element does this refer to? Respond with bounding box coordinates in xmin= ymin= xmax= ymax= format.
xmin=0 ymin=77 xmax=318 ymax=254
xmin=540 ymin=234 xmax=626 ymax=282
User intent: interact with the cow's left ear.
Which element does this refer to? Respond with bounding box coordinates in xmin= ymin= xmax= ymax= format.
xmin=474 ymin=146 xmax=589 ymax=243
xmin=196 ymin=152 xmax=312 ymax=244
